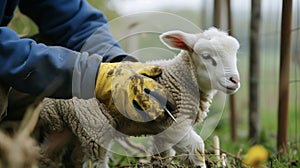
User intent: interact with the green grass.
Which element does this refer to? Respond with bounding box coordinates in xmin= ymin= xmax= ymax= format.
xmin=201 ymin=103 xmax=299 ymax=167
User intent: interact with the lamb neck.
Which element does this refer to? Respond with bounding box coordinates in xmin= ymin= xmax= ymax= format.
xmin=154 ymin=51 xmax=202 ymax=123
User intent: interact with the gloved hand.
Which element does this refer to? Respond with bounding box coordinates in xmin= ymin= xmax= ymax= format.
xmin=95 ymin=62 xmax=175 ymax=122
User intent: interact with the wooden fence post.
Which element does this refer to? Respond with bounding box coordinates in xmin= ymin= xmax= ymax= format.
xmin=249 ymin=0 xmax=261 ymax=144
xmin=227 ymin=0 xmax=237 ymax=142
xmin=213 ymin=0 xmax=237 ymax=142
xmin=277 ymin=0 xmax=293 ymax=155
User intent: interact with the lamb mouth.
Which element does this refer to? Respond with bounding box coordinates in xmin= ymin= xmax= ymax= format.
xmin=219 ymin=83 xmax=238 ymax=91
xmin=226 ymin=86 xmax=237 ymax=90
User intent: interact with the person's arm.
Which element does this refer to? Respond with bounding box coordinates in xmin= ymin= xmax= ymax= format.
xmin=0 ymin=27 xmax=101 ymax=99
xmin=19 ymin=0 xmax=128 ymax=62
xmin=1 ymin=0 xmax=125 ymax=99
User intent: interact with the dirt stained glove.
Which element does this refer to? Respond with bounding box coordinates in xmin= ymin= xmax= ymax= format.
xmin=95 ymin=62 xmax=175 ymax=122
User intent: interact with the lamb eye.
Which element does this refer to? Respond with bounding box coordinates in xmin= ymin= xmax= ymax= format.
xmin=201 ymin=53 xmax=217 ymax=66
xmin=201 ymin=53 xmax=211 ymax=59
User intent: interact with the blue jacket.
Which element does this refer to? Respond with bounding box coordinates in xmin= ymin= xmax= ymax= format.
xmin=0 ymin=0 xmax=126 ymax=99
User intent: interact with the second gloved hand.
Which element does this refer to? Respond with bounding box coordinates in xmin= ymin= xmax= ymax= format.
xmin=95 ymin=62 xmax=175 ymax=122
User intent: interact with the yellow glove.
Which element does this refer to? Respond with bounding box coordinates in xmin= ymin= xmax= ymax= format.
xmin=95 ymin=62 xmax=174 ymax=122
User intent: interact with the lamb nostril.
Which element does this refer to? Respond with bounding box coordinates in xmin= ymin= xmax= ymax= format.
xmin=229 ymin=77 xmax=239 ymax=84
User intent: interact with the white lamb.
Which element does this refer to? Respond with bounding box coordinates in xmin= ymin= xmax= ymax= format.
xmin=149 ymin=28 xmax=240 ymax=167
xmin=39 ymin=27 xmax=240 ymax=168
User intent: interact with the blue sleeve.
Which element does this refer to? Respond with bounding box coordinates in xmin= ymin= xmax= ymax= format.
xmin=19 ymin=0 xmax=127 ymax=61
xmin=0 ymin=27 xmax=101 ymax=99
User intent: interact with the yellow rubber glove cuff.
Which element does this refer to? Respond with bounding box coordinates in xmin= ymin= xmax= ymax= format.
xmin=95 ymin=62 xmax=168 ymax=122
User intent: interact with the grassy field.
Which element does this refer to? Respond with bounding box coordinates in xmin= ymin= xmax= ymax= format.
xmin=6 ymin=1 xmax=300 ymax=167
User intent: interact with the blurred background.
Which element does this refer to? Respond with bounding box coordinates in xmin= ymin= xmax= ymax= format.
xmin=8 ymin=0 xmax=300 ymax=166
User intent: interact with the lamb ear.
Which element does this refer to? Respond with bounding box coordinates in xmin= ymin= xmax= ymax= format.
xmin=160 ymin=31 xmax=197 ymax=51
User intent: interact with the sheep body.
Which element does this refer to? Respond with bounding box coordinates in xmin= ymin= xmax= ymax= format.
xmin=40 ymin=98 xmax=113 ymax=167
xmin=39 ymin=28 xmax=240 ymax=168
